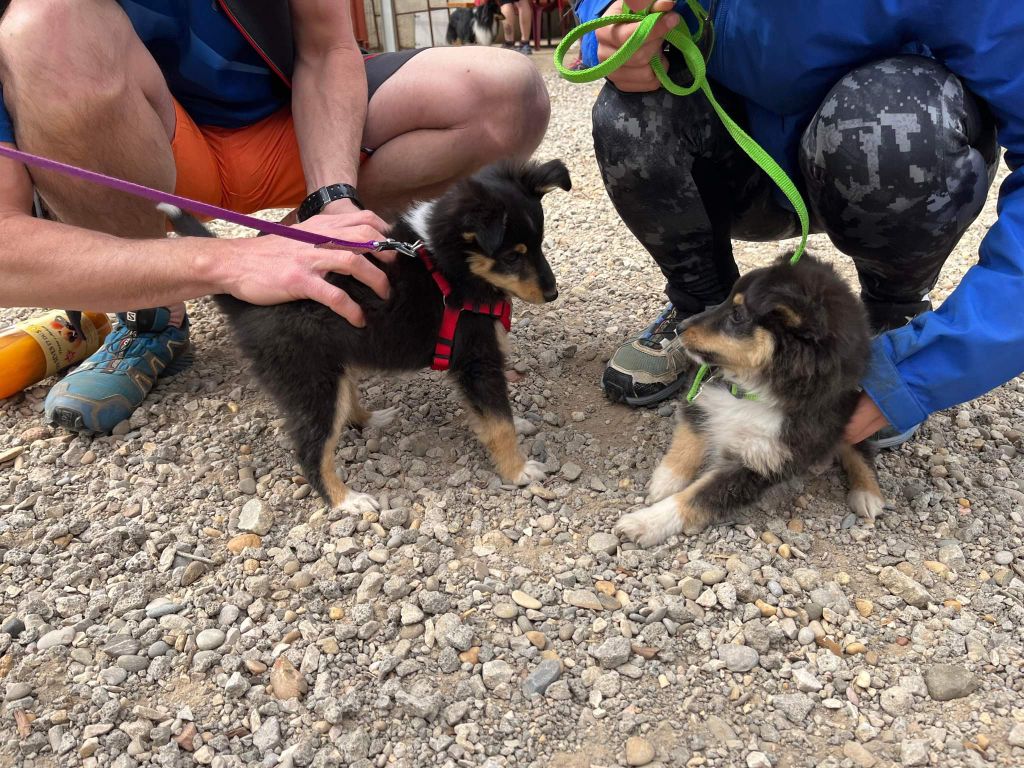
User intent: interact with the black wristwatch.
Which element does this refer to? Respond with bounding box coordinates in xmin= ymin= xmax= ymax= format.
xmin=296 ymin=183 xmax=364 ymax=222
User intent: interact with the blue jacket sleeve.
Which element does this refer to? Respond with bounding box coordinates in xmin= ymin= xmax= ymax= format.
xmin=574 ymin=0 xmax=613 ymax=67
xmin=862 ymin=5 xmax=1024 ymax=431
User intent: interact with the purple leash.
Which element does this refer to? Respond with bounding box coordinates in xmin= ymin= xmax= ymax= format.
xmin=0 ymin=144 xmax=423 ymax=256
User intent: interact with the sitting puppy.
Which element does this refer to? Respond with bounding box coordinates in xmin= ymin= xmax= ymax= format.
xmin=446 ymin=1 xmax=501 ymax=46
xmin=164 ymin=159 xmax=571 ymax=513
xmin=616 ymin=253 xmax=883 ymax=547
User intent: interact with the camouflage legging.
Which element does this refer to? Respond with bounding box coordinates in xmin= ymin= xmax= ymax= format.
xmin=593 ymin=54 xmax=999 ymax=330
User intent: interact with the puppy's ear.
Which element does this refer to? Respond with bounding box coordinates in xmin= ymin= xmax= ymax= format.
xmin=464 ymin=210 xmax=507 ymax=255
xmin=523 ymin=159 xmax=572 ymax=197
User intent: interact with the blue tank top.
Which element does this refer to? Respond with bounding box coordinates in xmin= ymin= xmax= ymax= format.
xmin=0 ymin=0 xmax=289 ymax=144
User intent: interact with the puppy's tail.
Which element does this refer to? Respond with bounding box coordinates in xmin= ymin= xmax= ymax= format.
xmin=158 ymin=203 xmax=215 ymax=239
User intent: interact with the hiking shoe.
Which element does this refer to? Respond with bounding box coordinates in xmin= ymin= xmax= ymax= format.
xmin=44 ymin=308 xmax=192 ymax=434
xmin=864 ymin=422 xmax=921 ymax=450
xmin=519 ymin=43 xmax=533 ymax=55
xmin=602 ymin=303 xmax=695 ymax=406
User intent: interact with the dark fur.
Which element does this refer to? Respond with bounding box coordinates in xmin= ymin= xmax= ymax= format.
xmin=163 ymin=159 xmax=570 ymax=508
xmin=617 ymin=252 xmax=881 ymax=545
xmin=685 ymin=254 xmax=872 ymax=509
xmin=445 ymin=1 xmax=500 ymax=46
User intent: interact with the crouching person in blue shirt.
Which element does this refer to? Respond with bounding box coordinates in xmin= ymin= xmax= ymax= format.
xmin=582 ymin=0 xmax=1023 ymax=448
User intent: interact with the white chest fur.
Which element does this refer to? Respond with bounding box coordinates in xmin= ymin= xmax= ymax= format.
xmin=473 ymin=20 xmax=495 ymax=46
xmin=696 ymin=386 xmax=790 ymax=475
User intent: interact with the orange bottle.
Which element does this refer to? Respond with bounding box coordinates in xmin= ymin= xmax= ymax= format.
xmin=0 ymin=310 xmax=112 ymax=399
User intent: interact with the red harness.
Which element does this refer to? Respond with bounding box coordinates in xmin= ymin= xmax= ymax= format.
xmin=416 ymin=246 xmax=512 ymax=371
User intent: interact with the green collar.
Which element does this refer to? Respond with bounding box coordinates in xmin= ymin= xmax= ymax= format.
xmin=686 ymin=364 xmax=758 ymax=402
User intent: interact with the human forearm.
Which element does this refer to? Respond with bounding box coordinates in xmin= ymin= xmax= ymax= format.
xmin=291 ymin=44 xmax=367 ymax=194
xmin=0 ymin=212 xmax=237 ymax=311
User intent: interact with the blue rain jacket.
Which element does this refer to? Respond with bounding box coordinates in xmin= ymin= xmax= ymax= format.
xmin=575 ymin=0 xmax=1024 ymax=430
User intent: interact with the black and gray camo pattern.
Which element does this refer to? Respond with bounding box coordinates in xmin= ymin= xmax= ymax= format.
xmin=593 ymin=54 xmax=998 ymax=326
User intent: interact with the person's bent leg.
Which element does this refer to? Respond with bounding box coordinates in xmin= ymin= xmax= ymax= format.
xmin=800 ymin=55 xmax=998 ymax=333
xmin=0 ymin=0 xmax=192 ymax=433
xmin=0 ymin=0 xmax=176 ymax=236
xmin=800 ymin=54 xmax=998 ymax=447
xmin=358 ymin=47 xmax=549 ymax=217
xmin=592 ymin=65 xmax=797 ymax=405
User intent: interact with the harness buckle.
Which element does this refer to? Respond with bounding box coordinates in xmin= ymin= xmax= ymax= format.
xmin=373 ymin=239 xmax=424 ymax=258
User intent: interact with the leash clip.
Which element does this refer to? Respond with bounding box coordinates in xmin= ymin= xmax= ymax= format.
xmin=373 ymin=238 xmax=424 ymax=258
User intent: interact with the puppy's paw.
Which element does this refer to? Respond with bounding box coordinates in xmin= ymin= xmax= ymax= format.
xmin=335 ymin=492 xmax=381 ymax=515
xmin=847 ymin=489 xmax=883 ymax=524
xmin=366 ymin=407 xmax=399 ymax=430
xmin=614 ymin=496 xmax=685 ymax=548
xmin=646 ymin=463 xmax=689 ymax=504
xmin=513 ymin=460 xmax=548 ymax=486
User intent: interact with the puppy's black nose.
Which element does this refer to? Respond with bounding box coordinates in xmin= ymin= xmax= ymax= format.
xmin=543 ymin=288 xmax=558 ymax=302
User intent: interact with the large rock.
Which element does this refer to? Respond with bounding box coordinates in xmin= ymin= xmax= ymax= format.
xmin=773 ymin=693 xmax=814 ymax=723
xmin=238 ymin=499 xmax=273 ymax=535
xmin=879 ymin=567 xmax=930 ymax=609
xmin=924 ymin=664 xmax=976 ymax=701
xmin=718 ymin=644 xmax=759 ymax=672
xmin=521 ymin=659 xmax=562 ymax=697
xmin=591 ymin=636 xmax=632 ymax=669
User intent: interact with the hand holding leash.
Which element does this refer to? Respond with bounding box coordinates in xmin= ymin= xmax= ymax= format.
xmin=595 ymin=0 xmax=679 ymax=92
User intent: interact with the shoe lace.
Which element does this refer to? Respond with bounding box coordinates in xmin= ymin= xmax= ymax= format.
xmin=638 ymin=305 xmax=683 ymax=349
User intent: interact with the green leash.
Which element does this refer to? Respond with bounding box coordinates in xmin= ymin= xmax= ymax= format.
xmin=554 ymin=1 xmax=809 ymax=403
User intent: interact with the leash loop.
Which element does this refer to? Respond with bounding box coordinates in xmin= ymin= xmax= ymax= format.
xmin=555 ymin=1 xmax=811 ymax=405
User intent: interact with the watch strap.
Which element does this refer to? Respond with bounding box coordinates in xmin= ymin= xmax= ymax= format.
xmin=296 ymin=183 xmax=364 ymax=222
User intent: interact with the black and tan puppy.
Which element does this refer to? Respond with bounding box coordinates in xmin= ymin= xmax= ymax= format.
xmin=616 ymin=253 xmax=883 ymax=547
xmin=164 ymin=159 xmax=571 ymax=514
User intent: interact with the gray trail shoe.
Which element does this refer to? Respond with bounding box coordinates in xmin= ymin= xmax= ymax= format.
xmin=602 ymin=303 xmax=696 ymax=407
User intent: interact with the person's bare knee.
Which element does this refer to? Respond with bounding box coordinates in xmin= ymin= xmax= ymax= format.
xmin=478 ymin=55 xmax=550 ymax=159
xmin=0 ymin=0 xmax=174 ymax=140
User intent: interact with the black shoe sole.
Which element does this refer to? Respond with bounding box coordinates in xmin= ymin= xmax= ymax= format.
xmin=602 ymin=368 xmax=690 ymax=407
xmin=50 ymin=407 xmax=93 ymax=435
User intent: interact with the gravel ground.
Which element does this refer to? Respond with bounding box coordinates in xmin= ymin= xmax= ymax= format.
xmin=1 ymin=54 xmax=1023 ymax=768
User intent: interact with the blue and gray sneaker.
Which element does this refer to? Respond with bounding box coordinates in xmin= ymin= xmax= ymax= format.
xmin=865 ymin=422 xmax=920 ymax=450
xmin=44 ymin=308 xmax=192 ymax=434
xmin=602 ymin=303 xmax=696 ymax=406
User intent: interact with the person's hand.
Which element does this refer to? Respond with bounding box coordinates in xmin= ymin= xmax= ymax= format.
xmin=845 ymin=392 xmax=889 ymax=444
xmin=597 ymin=0 xmax=680 ymax=92
xmin=223 ymin=208 xmax=397 ymax=328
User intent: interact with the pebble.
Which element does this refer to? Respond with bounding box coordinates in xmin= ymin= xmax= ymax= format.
xmin=792 ymin=667 xmax=823 ymax=693
xmin=564 ymin=589 xmax=603 ymax=610
xmin=1007 ymin=723 xmax=1024 ymax=748
xmin=116 ymin=655 xmax=149 ymax=673
xmin=493 ymin=602 xmax=518 ymax=619
xmin=560 ymin=462 xmax=583 ymax=481
xmin=900 ymin=739 xmax=929 ymax=766
xmin=797 ymin=627 xmax=816 ymax=646
xmin=587 ymin=532 xmax=619 ymax=555
xmin=879 ymin=566 xmax=931 ymax=608
xmin=482 ymin=659 xmax=513 ymax=689
xmin=701 ymin=567 xmax=727 ymax=585
xmin=625 ymin=736 xmax=655 ymax=766
xmin=842 ymin=741 xmax=877 ymax=768
xmin=994 ymin=550 xmax=1013 ymax=565
xmin=4 ymin=682 xmax=32 ymax=701
xmin=592 ymin=636 xmax=632 ymax=669
xmin=227 ymin=533 xmax=262 ymax=553
xmin=774 ymin=693 xmax=814 ymax=723
xmin=521 ymin=659 xmax=562 ymax=696
xmin=270 ymin=657 xmax=307 ymax=700
xmin=36 ymin=626 xmax=74 ymax=650
xmin=511 ymin=590 xmax=542 ymax=610
xmin=2 ymin=617 xmax=26 ymax=638
xmin=196 ymin=629 xmax=226 ymax=651
xmin=924 ymin=664 xmax=976 ymax=701
xmin=718 ymin=644 xmax=759 ymax=672
xmin=238 ymin=498 xmax=274 ymax=535
xmin=746 ymin=752 xmax=772 ymax=768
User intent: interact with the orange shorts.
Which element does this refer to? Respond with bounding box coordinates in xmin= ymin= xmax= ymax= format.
xmin=170 ymin=99 xmax=307 ymax=215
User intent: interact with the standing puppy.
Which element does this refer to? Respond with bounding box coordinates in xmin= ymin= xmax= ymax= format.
xmin=616 ymin=254 xmax=884 ymax=547
xmin=164 ymin=159 xmax=571 ymax=514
